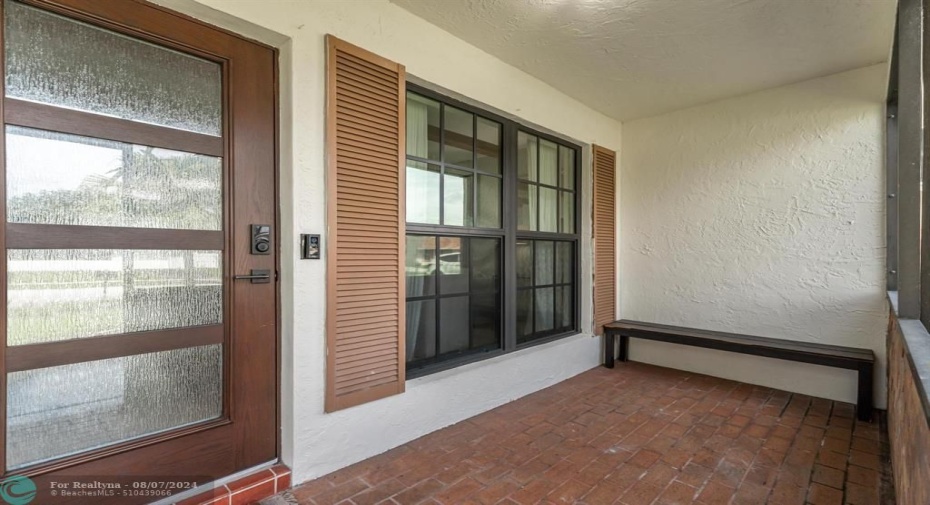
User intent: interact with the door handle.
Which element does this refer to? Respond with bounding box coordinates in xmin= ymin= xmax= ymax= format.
xmin=233 ymin=269 xmax=271 ymax=284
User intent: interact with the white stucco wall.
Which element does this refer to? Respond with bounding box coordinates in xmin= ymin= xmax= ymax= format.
xmin=619 ymin=64 xmax=889 ymax=408
xmin=155 ymin=0 xmax=622 ymax=486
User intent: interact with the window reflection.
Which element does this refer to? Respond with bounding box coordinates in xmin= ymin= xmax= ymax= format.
xmin=404 ymin=90 xmax=581 ymax=369
xmin=517 ymin=132 xmax=576 ymax=234
xmin=476 ymin=117 xmax=501 ymax=174
xmin=439 ymin=237 xmax=466 ymax=294
xmin=406 ymin=92 xmax=501 ymax=229
xmin=405 ymin=236 xmax=436 ymax=297
xmin=443 ymin=169 xmax=473 ymax=227
xmin=405 ymin=235 xmax=501 ymax=367
xmin=406 ymin=161 xmax=440 ymax=225
xmin=8 ymin=249 xmax=222 ymax=346
xmin=517 ymin=240 xmax=575 ymax=344
xmin=444 ymin=106 xmax=474 ymax=168
xmin=406 ymin=93 xmax=440 ymax=160
xmin=7 ymin=126 xmax=222 ymax=230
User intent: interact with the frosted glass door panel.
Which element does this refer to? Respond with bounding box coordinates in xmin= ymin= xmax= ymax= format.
xmin=8 ymin=249 xmax=222 ymax=346
xmin=7 ymin=126 xmax=222 ymax=230
xmin=6 ymin=344 xmax=222 ymax=469
xmin=4 ymin=1 xmax=221 ymax=136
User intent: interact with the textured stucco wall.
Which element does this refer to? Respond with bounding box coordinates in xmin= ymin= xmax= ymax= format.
xmin=887 ymin=314 xmax=930 ymax=505
xmin=155 ymin=0 xmax=622 ymax=486
xmin=620 ymin=65 xmax=888 ymax=407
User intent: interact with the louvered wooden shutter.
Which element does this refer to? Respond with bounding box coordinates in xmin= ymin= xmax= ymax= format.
xmin=325 ymin=36 xmax=406 ymax=412
xmin=593 ymin=145 xmax=617 ymax=335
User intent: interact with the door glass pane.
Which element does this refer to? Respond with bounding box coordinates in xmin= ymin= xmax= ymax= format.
xmin=8 ymin=249 xmax=222 ymax=346
xmin=406 ymin=300 xmax=436 ymax=362
xmin=539 ymin=187 xmax=558 ymax=233
xmin=7 ymin=126 xmax=222 ymax=230
xmin=539 ymin=139 xmax=558 ymax=186
xmin=5 ymin=1 xmax=222 ymax=136
xmin=406 ymin=92 xmax=440 ymax=160
xmin=443 ymin=168 xmax=473 ymax=227
xmin=535 ymin=241 xmax=554 ymax=286
xmin=439 ymin=296 xmax=469 ymax=353
xmin=517 ymin=182 xmax=537 ymax=231
xmin=7 ymin=344 xmax=222 ymax=469
xmin=476 ymin=175 xmax=501 ymax=229
xmin=476 ymin=117 xmax=501 ymax=174
xmin=518 ymin=132 xmax=537 ymax=182
xmin=406 ymin=160 xmax=440 ymax=225
xmin=559 ymin=146 xmax=575 ymax=190
xmin=439 ymin=237 xmax=467 ymax=294
xmin=443 ymin=106 xmax=473 ymax=168
xmin=405 ymin=235 xmax=436 ymax=297
xmin=560 ymin=191 xmax=575 ymax=234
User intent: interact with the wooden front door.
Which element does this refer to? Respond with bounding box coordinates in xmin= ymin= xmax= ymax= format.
xmin=0 ymin=0 xmax=277 ymax=502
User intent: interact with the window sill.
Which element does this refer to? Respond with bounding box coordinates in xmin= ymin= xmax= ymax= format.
xmin=404 ymin=329 xmax=583 ymax=380
xmin=888 ymin=290 xmax=930 ymax=427
xmin=406 ymin=348 xmax=507 ymax=380
xmin=517 ymin=329 xmax=583 ymax=350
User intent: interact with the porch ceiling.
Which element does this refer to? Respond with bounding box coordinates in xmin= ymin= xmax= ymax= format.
xmin=390 ymin=0 xmax=896 ymax=121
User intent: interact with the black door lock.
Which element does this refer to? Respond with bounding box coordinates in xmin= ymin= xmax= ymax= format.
xmin=251 ymin=224 xmax=271 ymax=255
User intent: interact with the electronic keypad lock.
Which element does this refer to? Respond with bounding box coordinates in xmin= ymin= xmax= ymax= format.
xmin=251 ymin=224 xmax=272 ymax=255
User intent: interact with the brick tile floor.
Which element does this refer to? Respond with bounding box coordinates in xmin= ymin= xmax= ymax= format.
xmin=265 ymin=363 xmax=894 ymax=505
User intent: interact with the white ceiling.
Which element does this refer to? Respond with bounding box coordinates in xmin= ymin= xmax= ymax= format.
xmin=390 ymin=0 xmax=897 ymax=122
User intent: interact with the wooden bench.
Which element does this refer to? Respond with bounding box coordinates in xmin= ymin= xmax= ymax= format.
xmin=603 ymin=320 xmax=876 ymax=421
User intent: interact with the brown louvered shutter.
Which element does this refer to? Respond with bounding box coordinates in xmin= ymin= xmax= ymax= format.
xmin=593 ymin=145 xmax=617 ymax=335
xmin=325 ymin=36 xmax=406 ymax=412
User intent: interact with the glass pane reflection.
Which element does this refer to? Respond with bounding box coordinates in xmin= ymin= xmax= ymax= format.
xmin=7 ymin=126 xmax=222 ymax=230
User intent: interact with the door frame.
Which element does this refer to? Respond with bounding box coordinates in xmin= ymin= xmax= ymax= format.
xmin=0 ymin=0 xmax=280 ymax=494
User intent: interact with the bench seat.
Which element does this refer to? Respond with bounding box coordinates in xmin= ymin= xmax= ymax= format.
xmin=603 ymin=320 xmax=875 ymax=421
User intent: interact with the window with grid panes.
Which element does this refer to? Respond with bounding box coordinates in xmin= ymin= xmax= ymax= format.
xmin=404 ymin=85 xmax=579 ymax=374
xmin=516 ymin=132 xmax=578 ymax=344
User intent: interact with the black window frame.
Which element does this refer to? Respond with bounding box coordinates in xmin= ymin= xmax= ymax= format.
xmin=405 ymin=82 xmax=581 ymax=378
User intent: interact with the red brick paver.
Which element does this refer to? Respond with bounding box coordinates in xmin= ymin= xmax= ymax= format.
xmin=267 ymin=363 xmax=892 ymax=505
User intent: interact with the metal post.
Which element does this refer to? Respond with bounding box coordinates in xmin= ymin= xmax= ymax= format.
xmin=898 ymin=0 xmax=922 ymax=319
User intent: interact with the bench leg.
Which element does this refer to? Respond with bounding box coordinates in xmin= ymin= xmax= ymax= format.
xmin=619 ymin=335 xmax=629 ymax=362
xmin=604 ymin=332 xmax=615 ymax=369
xmin=857 ymin=362 xmax=874 ymax=422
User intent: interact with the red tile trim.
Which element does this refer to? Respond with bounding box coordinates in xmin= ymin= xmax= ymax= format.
xmin=275 ymin=473 xmax=291 ymax=493
xmin=269 ymin=464 xmax=292 ymax=493
xmin=174 ymin=465 xmax=291 ymax=505
xmin=229 ymin=478 xmax=275 ymax=505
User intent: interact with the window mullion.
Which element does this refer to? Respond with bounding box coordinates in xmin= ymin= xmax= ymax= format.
xmin=439 ymin=104 xmax=446 ymax=226
xmin=503 ymin=120 xmax=518 ymax=352
xmin=430 ymin=237 xmax=438 ymax=358
xmin=574 ymin=146 xmax=581 ymax=331
xmin=553 ymin=238 xmax=558 ymax=327
xmin=557 ymin=153 xmax=562 ymax=233
xmin=535 ymin=140 xmax=541 ymax=232
xmin=472 ymin=116 xmax=478 ymax=227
